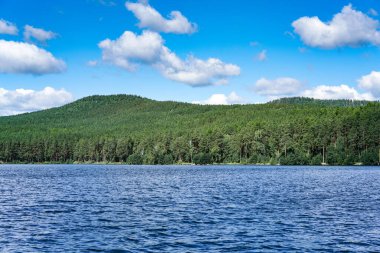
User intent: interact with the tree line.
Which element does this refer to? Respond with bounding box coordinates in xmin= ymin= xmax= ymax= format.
xmin=0 ymin=95 xmax=379 ymax=165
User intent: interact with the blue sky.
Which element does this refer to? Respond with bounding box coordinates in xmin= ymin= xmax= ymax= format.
xmin=0 ymin=0 xmax=380 ymax=114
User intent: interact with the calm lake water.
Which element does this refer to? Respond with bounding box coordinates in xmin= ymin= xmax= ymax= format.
xmin=0 ymin=165 xmax=379 ymax=252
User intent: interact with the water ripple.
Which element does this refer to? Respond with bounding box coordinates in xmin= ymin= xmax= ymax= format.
xmin=0 ymin=165 xmax=379 ymax=252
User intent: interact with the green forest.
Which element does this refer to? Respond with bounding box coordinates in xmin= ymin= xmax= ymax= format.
xmin=0 ymin=95 xmax=379 ymax=165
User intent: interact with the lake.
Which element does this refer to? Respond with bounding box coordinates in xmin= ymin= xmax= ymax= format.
xmin=0 ymin=165 xmax=379 ymax=252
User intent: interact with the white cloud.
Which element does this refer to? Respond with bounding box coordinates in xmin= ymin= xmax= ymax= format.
xmin=0 ymin=87 xmax=73 ymax=116
xmin=99 ymin=30 xmax=240 ymax=86
xmin=358 ymin=71 xmax=380 ymax=97
xmin=256 ymin=50 xmax=267 ymax=61
xmin=254 ymin=77 xmax=302 ymax=97
xmin=302 ymin=84 xmax=374 ymax=100
xmin=254 ymin=74 xmax=378 ymax=101
xmin=192 ymin=92 xmax=244 ymax=105
xmin=126 ymin=1 xmax=197 ymax=34
xmin=0 ymin=40 xmax=66 ymax=75
xmin=0 ymin=19 xmax=18 ymax=35
xmin=158 ymin=55 xmax=240 ymax=86
xmin=99 ymin=30 xmax=165 ymax=71
xmin=292 ymin=4 xmax=380 ymax=49
xmin=24 ymin=25 xmax=57 ymax=43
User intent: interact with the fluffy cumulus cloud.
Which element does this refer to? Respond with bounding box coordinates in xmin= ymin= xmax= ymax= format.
xmin=253 ymin=76 xmax=376 ymax=101
xmin=302 ymin=85 xmax=375 ymax=100
xmin=358 ymin=71 xmax=380 ymax=98
xmin=292 ymin=4 xmax=380 ymax=49
xmin=158 ymin=56 xmax=240 ymax=86
xmin=99 ymin=30 xmax=164 ymax=71
xmin=0 ymin=40 xmax=66 ymax=74
xmin=99 ymin=30 xmax=240 ymax=86
xmin=254 ymin=77 xmax=302 ymax=97
xmin=192 ymin=92 xmax=244 ymax=105
xmin=24 ymin=25 xmax=57 ymax=43
xmin=0 ymin=87 xmax=73 ymax=116
xmin=126 ymin=1 xmax=197 ymax=34
xmin=0 ymin=19 xmax=18 ymax=35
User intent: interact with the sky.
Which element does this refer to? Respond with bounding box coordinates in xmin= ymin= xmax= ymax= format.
xmin=1 ymin=0 xmax=380 ymax=115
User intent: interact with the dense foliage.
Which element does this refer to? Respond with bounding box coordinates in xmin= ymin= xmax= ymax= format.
xmin=0 ymin=95 xmax=379 ymax=165
xmin=269 ymin=97 xmax=371 ymax=107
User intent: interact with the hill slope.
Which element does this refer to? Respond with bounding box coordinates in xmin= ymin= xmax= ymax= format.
xmin=0 ymin=95 xmax=379 ymax=165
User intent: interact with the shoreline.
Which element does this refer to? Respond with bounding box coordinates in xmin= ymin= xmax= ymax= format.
xmin=0 ymin=162 xmax=374 ymax=166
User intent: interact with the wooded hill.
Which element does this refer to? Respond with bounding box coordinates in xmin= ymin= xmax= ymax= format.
xmin=0 ymin=95 xmax=379 ymax=165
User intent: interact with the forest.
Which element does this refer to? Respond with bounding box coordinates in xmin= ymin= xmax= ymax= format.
xmin=0 ymin=95 xmax=379 ymax=165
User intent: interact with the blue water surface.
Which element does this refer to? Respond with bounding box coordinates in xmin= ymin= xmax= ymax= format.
xmin=0 ymin=165 xmax=379 ymax=252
